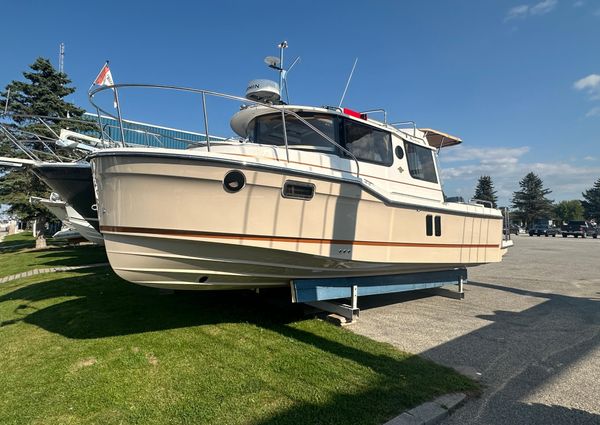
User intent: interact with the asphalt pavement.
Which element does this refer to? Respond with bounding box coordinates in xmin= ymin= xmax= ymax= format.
xmin=351 ymin=235 xmax=600 ymax=425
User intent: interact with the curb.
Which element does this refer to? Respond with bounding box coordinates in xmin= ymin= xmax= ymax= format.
xmin=0 ymin=263 xmax=110 ymax=284
xmin=383 ymin=393 xmax=466 ymax=425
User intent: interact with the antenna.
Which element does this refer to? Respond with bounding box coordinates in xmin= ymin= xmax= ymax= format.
xmin=338 ymin=58 xmax=358 ymax=108
xmin=58 ymin=43 xmax=65 ymax=73
xmin=277 ymin=41 xmax=288 ymax=92
xmin=263 ymin=41 xmax=300 ymax=104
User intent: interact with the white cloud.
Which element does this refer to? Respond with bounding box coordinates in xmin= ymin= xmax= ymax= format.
xmin=506 ymin=4 xmax=530 ymax=20
xmin=505 ymin=0 xmax=558 ymax=20
xmin=440 ymin=145 xmax=600 ymax=205
xmin=585 ymin=106 xmax=600 ymax=118
xmin=531 ymin=0 xmax=558 ymax=14
xmin=574 ymin=74 xmax=600 ymax=91
xmin=442 ymin=146 xmax=530 ymax=164
xmin=573 ymin=0 xmax=584 ymax=7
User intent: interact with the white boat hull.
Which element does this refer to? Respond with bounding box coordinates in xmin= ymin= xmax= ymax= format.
xmin=92 ymin=150 xmax=506 ymax=290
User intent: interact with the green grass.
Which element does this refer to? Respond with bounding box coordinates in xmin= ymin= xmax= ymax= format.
xmin=0 ymin=246 xmax=477 ymax=425
xmin=0 ymin=231 xmax=36 ymax=250
xmin=0 ymin=242 xmax=108 ymax=278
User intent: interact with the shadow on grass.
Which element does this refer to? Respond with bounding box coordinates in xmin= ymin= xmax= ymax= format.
xmin=0 ymin=269 xmax=296 ymax=337
xmin=25 ymin=245 xmax=108 ymax=269
xmin=0 ymin=241 xmax=35 ymax=252
xmin=0 ymin=269 xmax=475 ymax=425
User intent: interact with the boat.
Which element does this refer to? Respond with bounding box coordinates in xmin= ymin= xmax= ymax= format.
xmin=89 ymin=46 xmax=512 ymax=291
xmin=31 ymin=161 xmax=100 ymax=231
xmin=33 ymin=193 xmax=105 ymax=245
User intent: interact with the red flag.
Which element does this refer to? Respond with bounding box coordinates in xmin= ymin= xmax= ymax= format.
xmin=94 ymin=63 xmax=114 ymax=86
xmin=93 ymin=62 xmax=118 ymax=108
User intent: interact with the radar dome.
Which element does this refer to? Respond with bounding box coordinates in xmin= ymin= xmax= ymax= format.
xmin=245 ymin=79 xmax=280 ymax=103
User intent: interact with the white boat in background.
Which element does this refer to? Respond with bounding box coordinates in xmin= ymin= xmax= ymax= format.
xmin=89 ymin=45 xmax=512 ymax=291
xmin=33 ymin=194 xmax=105 ymax=245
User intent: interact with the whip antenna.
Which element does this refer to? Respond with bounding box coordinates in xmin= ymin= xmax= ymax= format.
xmin=338 ymin=58 xmax=358 ymax=108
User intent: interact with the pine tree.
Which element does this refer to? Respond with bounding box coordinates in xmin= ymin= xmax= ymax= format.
xmin=473 ymin=175 xmax=498 ymax=208
xmin=511 ymin=172 xmax=553 ymax=228
xmin=581 ymin=178 xmax=600 ymax=222
xmin=1 ymin=57 xmax=86 ymax=125
xmin=0 ymin=57 xmax=87 ymax=247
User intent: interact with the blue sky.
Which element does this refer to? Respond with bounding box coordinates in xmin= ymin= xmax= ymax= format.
xmin=2 ymin=0 xmax=600 ymax=206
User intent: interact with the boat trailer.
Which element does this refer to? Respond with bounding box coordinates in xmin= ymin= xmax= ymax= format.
xmin=291 ymin=268 xmax=466 ymax=324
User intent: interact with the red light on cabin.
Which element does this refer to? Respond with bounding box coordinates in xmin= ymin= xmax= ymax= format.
xmin=343 ymin=108 xmax=367 ymax=120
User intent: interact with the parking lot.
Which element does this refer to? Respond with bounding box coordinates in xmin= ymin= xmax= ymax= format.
xmin=352 ymin=236 xmax=600 ymax=424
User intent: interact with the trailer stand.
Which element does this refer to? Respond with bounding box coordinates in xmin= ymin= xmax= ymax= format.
xmin=292 ymin=269 xmax=467 ymax=324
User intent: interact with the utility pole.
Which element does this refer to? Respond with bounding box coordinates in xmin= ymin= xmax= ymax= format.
xmin=59 ymin=43 xmax=65 ymax=73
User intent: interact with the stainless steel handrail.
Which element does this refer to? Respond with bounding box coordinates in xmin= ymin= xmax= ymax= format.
xmin=470 ymin=198 xmax=493 ymax=208
xmin=88 ymin=83 xmax=362 ymax=178
xmin=360 ymin=108 xmax=387 ymax=124
xmin=389 ymin=120 xmax=417 ymax=137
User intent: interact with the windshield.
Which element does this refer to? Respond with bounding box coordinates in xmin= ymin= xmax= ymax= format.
xmin=249 ymin=113 xmax=338 ymax=152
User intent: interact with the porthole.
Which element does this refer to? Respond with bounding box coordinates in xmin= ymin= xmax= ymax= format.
xmin=395 ymin=145 xmax=404 ymax=159
xmin=223 ymin=170 xmax=245 ymax=193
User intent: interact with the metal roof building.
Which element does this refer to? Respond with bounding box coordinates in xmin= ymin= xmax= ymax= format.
xmin=83 ymin=113 xmax=223 ymax=149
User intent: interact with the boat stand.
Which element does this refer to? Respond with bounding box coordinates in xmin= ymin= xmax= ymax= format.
xmin=291 ymin=268 xmax=466 ymax=324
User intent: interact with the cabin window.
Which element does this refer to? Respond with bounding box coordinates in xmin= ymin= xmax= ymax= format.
xmin=426 ymin=215 xmax=433 ymax=236
xmin=282 ymin=181 xmax=315 ymax=200
xmin=404 ymin=141 xmax=438 ymax=183
xmin=435 ymin=216 xmax=441 ymax=236
xmin=249 ymin=113 xmax=338 ymax=153
xmin=343 ymin=120 xmax=393 ymax=166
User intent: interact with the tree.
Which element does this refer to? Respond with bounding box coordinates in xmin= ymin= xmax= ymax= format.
xmin=554 ymin=200 xmax=584 ymax=224
xmin=0 ymin=57 xmax=87 ymax=248
xmin=511 ymin=172 xmax=553 ymax=228
xmin=0 ymin=57 xmax=86 ymax=125
xmin=581 ymin=178 xmax=600 ymax=223
xmin=473 ymin=175 xmax=498 ymax=208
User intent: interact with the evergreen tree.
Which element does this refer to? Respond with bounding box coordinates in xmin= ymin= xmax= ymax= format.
xmin=581 ymin=178 xmax=600 ymax=222
xmin=473 ymin=175 xmax=498 ymax=208
xmin=554 ymin=200 xmax=584 ymax=223
xmin=0 ymin=57 xmax=87 ymax=247
xmin=511 ymin=172 xmax=553 ymax=228
xmin=0 ymin=57 xmax=86 ymax=125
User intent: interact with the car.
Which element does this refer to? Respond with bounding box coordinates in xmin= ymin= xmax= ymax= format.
xmin=561 ymin=221 xmax=598 ymax=238
xmin=503 ymin=224 xmax=521 ymax=235
xmin=529 ymin=224 xmax=559 ymax=237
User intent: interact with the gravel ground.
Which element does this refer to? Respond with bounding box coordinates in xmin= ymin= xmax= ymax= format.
xmin=351 ymin=235 xmax=600 ymax=425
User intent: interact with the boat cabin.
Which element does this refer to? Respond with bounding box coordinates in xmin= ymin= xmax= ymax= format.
xmin=230 ymin=106 xmax=462 ymax=203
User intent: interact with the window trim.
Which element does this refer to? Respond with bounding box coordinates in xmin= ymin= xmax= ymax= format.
xmin=403 ymin=140 xmax=439 ymax=184
xmin=249 ymin=113 xmax=340 ymax=152
xmin=281 ymin=180 xmax=316 ymax=201
xmin=341 ymin=118 xmax=394 ymax=167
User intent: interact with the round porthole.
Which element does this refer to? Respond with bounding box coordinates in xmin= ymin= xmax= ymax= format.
xmin=395 ymin=146 xmax=404 ymax=159
xmin=223 ymin=170 xmax=245 ymax=193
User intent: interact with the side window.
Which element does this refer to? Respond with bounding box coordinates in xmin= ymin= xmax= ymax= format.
xmin=404 ymin=141 xmax=438 ymax=183
xmin=343 ymin=120 xmax=393 ymax=166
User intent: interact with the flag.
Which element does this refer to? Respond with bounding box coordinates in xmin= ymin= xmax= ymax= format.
xmin=93 ymin=62 xmax=118 ymax=108
xmin=94 ymin=63 xmax=114 ymax=87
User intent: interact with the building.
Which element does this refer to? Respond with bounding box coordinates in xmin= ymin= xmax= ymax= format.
xmin=83 ymin=113 xmax=225 ymax=149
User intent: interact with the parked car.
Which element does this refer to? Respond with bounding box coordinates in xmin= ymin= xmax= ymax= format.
xmin=503 ymin=224 xmax=521 ymax=235
xmin=529 ymin=224 xmax=559 ymax=237
xmin=561 ymin=221 xmax=598 ymax=238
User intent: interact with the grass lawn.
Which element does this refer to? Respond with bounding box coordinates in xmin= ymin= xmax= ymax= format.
xmin=0 ymin=246 xmax=477 ymax=425
xmin=0 ymin=231 xmax=37 ymax=250
xmin=0 ymin=233 xmax=108 ymax=278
